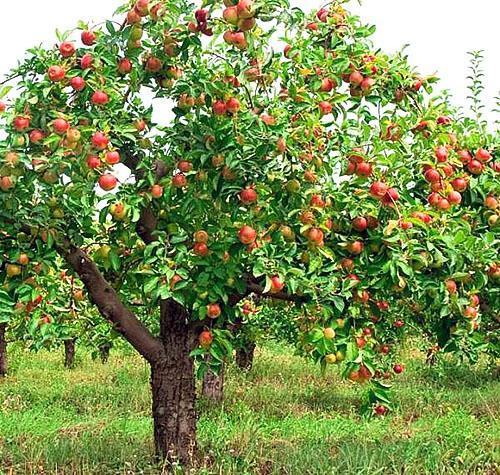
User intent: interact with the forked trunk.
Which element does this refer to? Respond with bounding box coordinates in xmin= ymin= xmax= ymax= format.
xmin=151 ymin=299 xmax=197 ymax=465
xmin=0 ymin=323 xmax=7 ymax=377
xmin=64 ymin=338 xmax=76 ymax=369
xmin=236 ymin=341 xmax=256 ymax=371
xmin=202 ymin=358 xmax=225 ymax=403
xmin=99 ymin=343 xmax=112 ymax=364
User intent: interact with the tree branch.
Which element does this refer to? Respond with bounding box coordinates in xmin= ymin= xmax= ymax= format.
xmin=60 ymin=242 xmax=165 ymax=364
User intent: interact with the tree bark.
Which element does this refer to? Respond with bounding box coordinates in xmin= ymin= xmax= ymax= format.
xmin=0 ymin=323 xmax=7 ymax=377
xmin=236 ymin=342 xmax=256 ymax=371
xmin=99 ymin=343 xmax=112 ymax=364
xmin=151 ymin=299 xmax=197 ymax=465
xmin=64 ymin=338 xmax=76 ymax=369
xmin=202 ymin=358 xmax=225 ymax=403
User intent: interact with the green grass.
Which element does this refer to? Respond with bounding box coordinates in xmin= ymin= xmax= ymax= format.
xmin=0 ymin=343 xmax=498 ymax=475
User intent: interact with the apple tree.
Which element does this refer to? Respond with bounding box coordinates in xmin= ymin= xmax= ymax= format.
xmin=0 ymin=0 xmax=498 ymax=465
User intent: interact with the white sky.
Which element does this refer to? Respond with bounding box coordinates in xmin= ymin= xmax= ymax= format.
xmin=0 ymin=0 xmax=499 ymax=123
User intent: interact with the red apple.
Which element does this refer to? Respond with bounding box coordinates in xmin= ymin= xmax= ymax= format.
xmin=193 ymin=242 xmax=209 ymax=257
xmin=447 ymin=191 xmax=462 ymax=205
xmin=127 ymin=9 xmax=142 ymax=24
xmin=393 ymin=364 xmax=404 ymax=374
xmin=360 ymin=77 xmax=375 ymax=92
xmin=226 ymin=97 xmax=240 ymax=113
xmin=81 ymin=30 xmax=96 ymax=46
xmin=435 ymin=145 xmax=448 ymax=162
xmin=382 ymin=188 xmax=399 ymax=206
xmin=347 ymin=240 xmax=364 ymax=255
xmin=59 ymin=42 xmax=75 ymax=58
xmin=445 ymin=279 xmax=457 ymax=294
xmin=172 ymin=173 xmax=187 ymax=188
xmin=86 ymin=155 xmax=101 ymax=169
xmin=105 ymin=150 xmax=120 ymax=165
xmin=98 ymin=174 xmax=118 ymax=191
xmin=467 ymin=160 xmax=484 ymax=175
xmin=53 ymin=118 xmax=70 ymax=135
xmin=80 ymin=53 xmax=94 ymax=69
xmin=92 ymin=132 xmax=109 ymax=150
xmin=223 ymin=6 xmax=239 ymax=25
xmin=355 ymin=161 xmax=372 ymax=177
xmin=308 ymin=228 xmax=324 ymax=246
xmin=212 ymin=100 xmax=227 ymax=116
xmin=118 ymin=58 xmax=133 ymax=75
xmin=269 ymin=275 xmax=285 ymax=293
xmin=484 ymin=195 xmax=498 ymax=210
xmin=48 ymin=65 xmax=65 ymax=82
xmin=370 ymin=181 xmax=388 ymax=199
xmin=451 ymin=177 xmax=468 ymax=192
xmin=437 ymin=116 xmax=451 ymax=125
xmin=239 ymin=187 xmax=258 ymax=204
xmin=70 ymin=76 xmax=86 ymax=91
xmin=320 ymin=78 xmax=336 ymax=92
xmin=150 ymin=184 xmax=163 ymax=198
xmin=91 ymin=90 xmax=109 ymax=105
xmin=238 ymin=225 xmax=257 ymax=245
xmin=199 ymin=330 xmax=213 ymax=348
xmin=237 ymin=0 xmax=254 ymax=19
xmin=457 ymin=150 xmax=472 ymax=163
xmin=145 ymin=56 xmax=163 ymax=73
xmin=207 ymin=303 xmax=221 ymax=319
xmin=464 ymin=306 xmax=478 ymax=319
xmin=29 ymin=129 xmax=45 ymax=144
xmin=352 ymin=217 xmax=368 ymax=232
xmin=319 ymin=101 xmax=332 ymax=115
xmin=424 ymin=168 xmax=440 ymax=183
xmin=437 ymin=198 xmax=451 ymax=211
xmin=135 ymin=0 xmax=150 ymax=16
xmin=475 ymin=148 xmax=491 ymax=162
xmin=349 ymin=71 xmax=363 ymax=85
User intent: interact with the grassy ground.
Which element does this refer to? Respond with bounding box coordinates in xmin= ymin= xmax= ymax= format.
xmin=0 ymin=342 xmax=498 ymax=475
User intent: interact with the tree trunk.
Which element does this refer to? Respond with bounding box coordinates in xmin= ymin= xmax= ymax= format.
xmin=202 ymin=359 xmax=225 ymax=403
xmin=64 ymin=338 xmax=76 ymax=369
xmin=151 ymin=299 xmax=197 ymax=465
xmin=0 ymin=323 xmax=7 ymax=377
xmin=236 ymin=341 xmax=256 ymax=371
xmin=99 ymin=343 xmax=112 ymax=364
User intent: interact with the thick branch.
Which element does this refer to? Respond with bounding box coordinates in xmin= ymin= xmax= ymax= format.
xmin=61 ymin=243 xmax=165 ymax=363
xmin=134 ymin=159 xmax=169 ymax=245
xmin=136 ymin=207 xmax=158 ymax=245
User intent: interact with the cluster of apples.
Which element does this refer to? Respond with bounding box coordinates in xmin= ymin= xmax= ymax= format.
xmin=126 ymin=0 xmax=163 ymax=26
xmin=424 ymin=144 xmax=493 ymax=212
xmin=212 ymin=96 xmax=241 ymax=116
xmin=188 ymin=9 xmax=213 ymax=36
xmin=345 ymin=149 xmax=373 ymax=177
xmin=341 ymin=64 xmax=377 ymax=98
xmin=222 ymin=0 xmax=256 ymax=50
xmin=192 ymin=230 xmax=210 ymax=257
xmin=5 ymin=22 xmax=138 ymax=197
